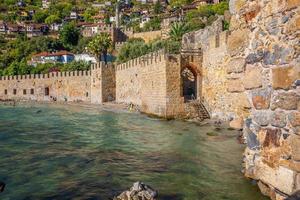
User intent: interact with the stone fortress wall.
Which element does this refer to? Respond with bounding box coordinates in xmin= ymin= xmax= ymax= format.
xmin=0 ymin=0 xmax=299 ymax=198
xmin=228 ymin=0 xmax=300 ymax=199
xmin=182 ymin=16 xmax=252 ymax=121
xmin=0 ymin=71 xmax=91 ymax=103
xmin=0 ymin=63 xmax=117 ymax=106
xmin=0 ymin=51 xmax=186 ymax=118
xmin=182 ymin=1 xmax=300 ymax=198
xmin=116 ymin=50 xmax=185 ymax=118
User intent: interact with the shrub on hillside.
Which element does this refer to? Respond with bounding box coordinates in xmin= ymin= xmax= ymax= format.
xmin=117 ymin=38 xmax=181 ymax=63
xmin=185 ymin=1 xmax=229 ymax=31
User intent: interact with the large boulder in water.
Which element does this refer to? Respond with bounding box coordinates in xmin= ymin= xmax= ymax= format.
xmin=114 ymin=182 xmax=158 ymax=200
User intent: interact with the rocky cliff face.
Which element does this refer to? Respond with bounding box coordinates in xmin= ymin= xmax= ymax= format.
xmin=228 ymin=0 xmax=300 ymax=199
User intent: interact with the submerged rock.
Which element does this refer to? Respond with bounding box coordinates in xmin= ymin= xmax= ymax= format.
xmin=0 ymin=181 xmax=5 ymax=193
xmin=114 ymin=182 xmax=158 ymax=200
xmin=206 ymin=132 xmax=219 ymax=136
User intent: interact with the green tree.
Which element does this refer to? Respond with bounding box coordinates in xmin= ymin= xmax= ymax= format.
xmin=170 ymin=0 xmax=193 ymax=8
xmin=59 ymin=22 xmax=80 ymax=48
xmin=45 ymin=14 xmax=61 ymax=25
xmin=33 ymin=10 xmax=48 ymax=23
xmin=143 ymin=17 xmax=161 ymax=31
xmin=116 ymin=38 xmax=181 ymax=63
xmin=83 ymin=8 xmax=97 ymax=22
xmin=153 ymin=1 xmax=163 ymax=14
xmin=169 ymin=22 xmax=189 ymax=41
xmin=87 ymin=33 xmax=112 ymax=63
xmin=3 ymin=59 xmax=31 ymax=76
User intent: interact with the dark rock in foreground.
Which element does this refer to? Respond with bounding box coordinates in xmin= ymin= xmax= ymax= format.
xmin=114 ymin=182 xmax=158 ymax=200
xmin=285 ymin=191 xmax=300 ymax=200
xmin=0 ymin=181 xmax=5 ymax=193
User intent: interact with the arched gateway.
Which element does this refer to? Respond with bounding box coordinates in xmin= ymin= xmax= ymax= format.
xmin=180 ymin=55 xmax=202 ymax=102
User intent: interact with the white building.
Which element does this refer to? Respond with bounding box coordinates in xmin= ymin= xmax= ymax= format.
xmin=42 ymin=0 xmax=51 ymax=9
xmin=70 ymin=11 xmax=78 ymax=20
xmin=50 ymin=23 xmax=63 ymax=32
xmin=74 ymin=54 xmax=97 ymax=63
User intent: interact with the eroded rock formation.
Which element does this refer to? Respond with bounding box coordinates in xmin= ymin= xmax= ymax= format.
xmin=114 ymin=182 xmax=158 ymax=200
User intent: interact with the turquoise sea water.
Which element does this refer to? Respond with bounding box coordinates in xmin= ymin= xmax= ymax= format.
xmin=0 ymin=103 xmax=268 ymax=200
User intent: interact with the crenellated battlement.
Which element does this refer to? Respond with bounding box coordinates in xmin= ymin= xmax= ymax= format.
xmin=90 ymin=62 xmax=115 ymax=71
xmin=116 ymin=50 xmax=166 ymax=71
xmin=0 ymin=70 xmax=91 ymax=81
xmin=207 ymin=31 xmax=229 ymax=50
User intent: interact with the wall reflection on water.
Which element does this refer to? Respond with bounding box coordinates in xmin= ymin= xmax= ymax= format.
xmin=0 ymin=104 xmax=268 ymax=200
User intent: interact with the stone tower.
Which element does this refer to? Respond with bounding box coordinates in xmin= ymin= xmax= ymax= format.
xmin=90 ymin=62 xmax=116 ymax=104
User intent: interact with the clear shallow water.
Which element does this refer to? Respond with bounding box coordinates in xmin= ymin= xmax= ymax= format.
xmin=0 ymin=103 xmax=268 ymax=200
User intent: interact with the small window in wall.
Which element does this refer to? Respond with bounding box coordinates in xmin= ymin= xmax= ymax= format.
xmin=23 ymin=89 xmax=26 ymax=95
xmin=13 ymin=89 xmax=17 ymax=95
xmin=30 ymin=88 xmax=34 ymax=95
xmin=86 ymin=92 xmax=89 ymax=97
xmin=45 ymin=87 xmax=49 ymax=96
xmin=4 ymin=89 xmax=7 ymax=95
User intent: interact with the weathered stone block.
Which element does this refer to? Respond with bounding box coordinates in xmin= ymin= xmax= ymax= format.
xmin=226 ymin=57 xmax=246 ymax=74
xmin=288 ymin=111 xmax=300 ymax=127
xmin=263 ymin=45 xmax=294 ymax=65
xmin=227 ymin=79 xmax=245 ymax=92
xmin=258 ymin=181 xmax=271 ymax=197
xmin=256 ymin=163 xmax=296 ymax=195
xmin=280 ymin=160 xmax=300 ymax=173
xmin=245 ymin=51 xmax=265 ymax=64
xmin=291 ymin=135 xmax=300 ymax=161
xmin=270 ymin=111 xmax=287 ymax=128
xmin=243 ymin=65 xmax=262 ymax=90
xmin=286 ymin=0 xmax=300 ymax=10
xmin=251 ymin=87 xmax=272 ymax=110
xmin=296 ymin=173 xmax=300 ymax=191
xmin=287 ymin=14 xmax=300 ymax=34
xmin=253 ymin=110 xmax=270 ymax=126
xmin=244 ymin=127 xmax=260 ymax=150
xmin=272 ymin=66 xmax=298 ymax=90
xmin=229 ymin=0 xmax=247 ymax=14
xmin=239 ymin=94 xmax=252 ymax=110
xmin=227 ymin=28 xmax=250 ymax=56
xmin=229 ymin=117 xmax=244 ymax=130
xmin=271 ymin=92 xmax=299 ymax=110
xmin=244 ymin=8 xmax=260 ymax=23
xmin=258 ymin=128 xmax=281 ymax=148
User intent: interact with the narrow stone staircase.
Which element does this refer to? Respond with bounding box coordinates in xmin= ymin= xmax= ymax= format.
xmin=185 ymin=100 xmax=210 ymax=121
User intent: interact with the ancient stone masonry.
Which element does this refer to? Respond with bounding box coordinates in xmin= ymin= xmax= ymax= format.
xmin=1 ymin=2 xmax=298 ymax=197
xmin=182 ymin=16 xmax=252 ymax=121
xmin=91 ymin=62 xmax=116 ymax=104
xmin=116 ymin=50 xmax=187 ymax=118
xmin=0 ymin=70 xmax=92 ymax=103
xmin=0 ymin=50 xmax=203 ymax=119
xmin=182 ymin=0 xmax=300 ymax=198
xmin=229 ymin=0 xmax=300 ymax=199
xmin=0 ymin=63 xmax=115 ymax=104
